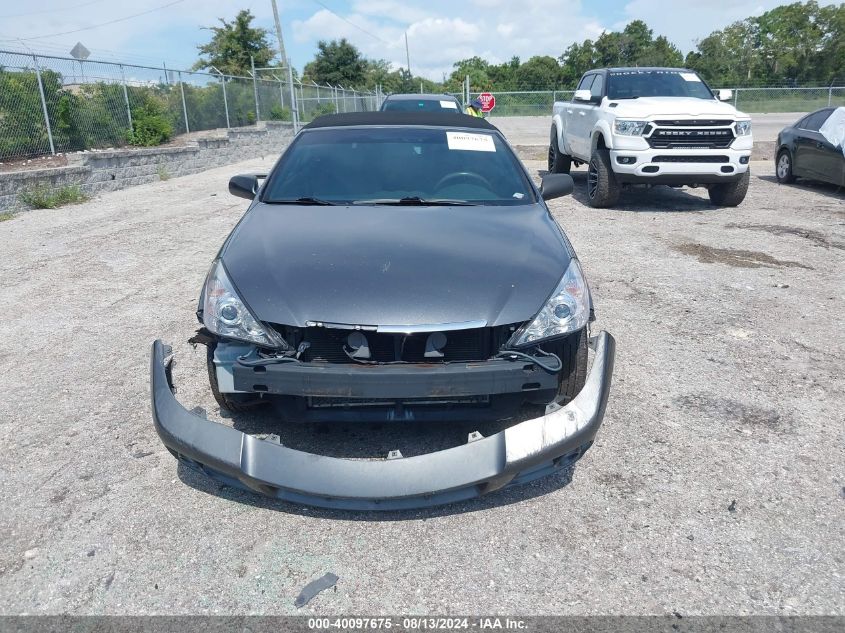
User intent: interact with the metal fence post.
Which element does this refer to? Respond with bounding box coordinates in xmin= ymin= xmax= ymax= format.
xmin=178 ymin=71 xmax=190 ymax=134
xmin=287 ymin=61 xmax=299 ymax=133
xmin=829 ymin=85 xmax=833 ymax=106
xmin=251 ymin=56 xmax=260 ymax=123
xmin=221 ymin=75 xmax=230 ymax=129
xmin=32 ymin=55 xmax=56 ymax=155
xmin=119 ymin=64 xmax=133 ymax=131
xmin=734 ymin=88 xmax=739 ymax=108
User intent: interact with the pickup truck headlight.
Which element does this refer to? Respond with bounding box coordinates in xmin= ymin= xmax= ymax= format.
xmin=735 ymin=120 xmax=752 ymax=136
xmin=510 ymin=259 xmax=590 ymax=348
xmin=613 ymin=120 xmax=649 ymax=136
xmin=202 ymin=259 xmax=288 ymax=349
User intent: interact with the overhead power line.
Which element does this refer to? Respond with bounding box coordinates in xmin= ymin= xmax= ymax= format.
xmin=11 ymin=0 xmax=185 ymax=41
xmin=310 ymin=0 xmax=391 ymax=45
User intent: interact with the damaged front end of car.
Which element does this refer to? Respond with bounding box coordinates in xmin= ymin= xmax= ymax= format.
xmin=149 ymin=330 xmax=614 ymax=511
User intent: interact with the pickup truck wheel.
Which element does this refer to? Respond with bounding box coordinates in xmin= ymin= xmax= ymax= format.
xmin=587 ymin=149 xmax=620 ymax=208
xmin=708 ymin=170 xmax=750 ymax=207
xmin=206 ymin=342 xmax=266 ymax=413
xmin=776 ymin=150 xmax=795 ymax=184
xmin=548 ymin=129 xmax=572 ymax=174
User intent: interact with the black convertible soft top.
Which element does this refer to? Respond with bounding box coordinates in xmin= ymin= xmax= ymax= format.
xmin=303 ymin=111 xmax=497 ymax=130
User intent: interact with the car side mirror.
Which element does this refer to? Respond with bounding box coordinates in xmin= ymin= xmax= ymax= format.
xmin=717 ymin=89 xmax=733 ymax=102
xmin=229 ymin=174 xmax=264 ymax=200
xmin=541 ymin=173 xmax=574 ymax=201
xmin=573 ymin=89 xmax=592 ymax=103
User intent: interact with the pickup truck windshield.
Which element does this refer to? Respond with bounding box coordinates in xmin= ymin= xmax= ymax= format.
xmin=262 ymin=127 xmax=536 ymax=205
xmin=607 ymin=70 xmax=714 ymax=100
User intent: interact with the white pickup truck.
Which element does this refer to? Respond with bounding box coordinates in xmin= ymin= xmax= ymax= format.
xmin=550 ymin=67 xmax=753 ymax=207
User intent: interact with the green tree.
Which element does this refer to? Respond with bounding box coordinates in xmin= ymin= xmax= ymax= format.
xmin=516 ymin=56 xmax=562 ymax=90
xmin=303 ymin=39 xmax=367 ymax=87
xmin=194 ymin=10 xmax=275 ymax=76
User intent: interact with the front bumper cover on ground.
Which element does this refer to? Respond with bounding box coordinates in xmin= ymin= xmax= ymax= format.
xmin=150 ymin=331 xmax=615 ymax=510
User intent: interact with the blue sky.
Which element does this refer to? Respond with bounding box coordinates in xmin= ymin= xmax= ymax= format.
xmin=0 ymin=1 xmax=833 ymax=79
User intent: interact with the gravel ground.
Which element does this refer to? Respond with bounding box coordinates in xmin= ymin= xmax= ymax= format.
xmin=0 ymin=154 xmax=843 ymax=615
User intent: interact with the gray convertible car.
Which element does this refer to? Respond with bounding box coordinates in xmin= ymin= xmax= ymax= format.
xmin=151 ymin=111 xmax=615 ymax=510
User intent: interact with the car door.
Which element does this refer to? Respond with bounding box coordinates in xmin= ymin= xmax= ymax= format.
xmin=565 ymin=74 xmax=595 ymax=158
xmin=794 ymin=110 xmax=834 ymax=180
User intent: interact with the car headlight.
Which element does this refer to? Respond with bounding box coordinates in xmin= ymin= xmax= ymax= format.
xmin=613 ymin=120 xmax=649 ymax=136
xmin=735 ymin=120 xmax=752 ymax=136
xmin=202 ymin=259 xmax=288 ymax=349
xmin=509 ymin=259 xmax=591 ymax=348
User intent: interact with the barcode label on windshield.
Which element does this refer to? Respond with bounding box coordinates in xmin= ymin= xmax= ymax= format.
xmin=446 ymin=132 xmax=496 ymax=152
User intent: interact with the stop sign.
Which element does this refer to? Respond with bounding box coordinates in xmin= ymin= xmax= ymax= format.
xmin=478 ymin=92 xmax=496 ymax=112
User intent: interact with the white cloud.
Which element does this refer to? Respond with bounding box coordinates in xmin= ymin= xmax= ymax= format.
xmin=293 ymin=0 xmax=606 ymax=80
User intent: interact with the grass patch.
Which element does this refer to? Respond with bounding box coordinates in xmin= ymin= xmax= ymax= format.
xmin=0 ymin=212 xmax=15 ymax=222
xmin=19 ymin=184 xmax=88 ymax=209
xmin=157 ymin=165 xmax=171 ymax=181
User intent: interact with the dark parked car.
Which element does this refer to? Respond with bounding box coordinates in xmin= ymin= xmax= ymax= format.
xmin=380 ymin=93 xmax=462 ymax=113
xmin=776 ymin=107 xmax=845 ymax=187
xmin=151 ymin=111 xmax=615 ymax=510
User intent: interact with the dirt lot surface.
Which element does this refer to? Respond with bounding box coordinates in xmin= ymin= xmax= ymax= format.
xmin=0 ymin=153 xmax=843 ymax=615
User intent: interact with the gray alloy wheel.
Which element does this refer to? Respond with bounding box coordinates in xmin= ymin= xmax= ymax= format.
xmin=776 ymin=150 xmax=795 ymax=184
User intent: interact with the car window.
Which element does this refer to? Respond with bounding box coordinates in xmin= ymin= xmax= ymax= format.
xmin=607 ymin=70 xmax=714 ymax=100
xmin=590 ymin=74 xmax=604 ymax=99
xmin=799 ymin=110 xmax=833 ymax=132
xmin=576 ymin=74 xmax=595 ymax=92
xmin=382 ymin=99 xmax=460 ymax=112
xmin=263 ymin=127 xmax=537 ymax=205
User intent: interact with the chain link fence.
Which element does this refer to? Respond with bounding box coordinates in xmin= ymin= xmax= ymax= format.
xmin=453 ymin=85 xmax=844 ymax=117
xmin=0 ymin=50 xmax=380 ymax=162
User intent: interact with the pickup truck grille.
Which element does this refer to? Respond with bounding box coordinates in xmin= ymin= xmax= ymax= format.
xmin=646 ymin=121 xmax=736 ymax=149
xmin=652 ymin=155 xmax=729 ymax=163
xmin=653 ymin=119 xmax=733 ymax=126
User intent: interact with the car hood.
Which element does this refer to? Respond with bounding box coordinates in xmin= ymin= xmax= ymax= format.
xmin=610 ymin=97 xmax=748 ymax=120
xmin=221 ymin=202 xmax=571 ymax=329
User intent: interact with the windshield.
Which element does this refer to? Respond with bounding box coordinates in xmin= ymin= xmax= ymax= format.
xmin=607 ymin=70 xmax=715 ymax=100
xmin=262 ymin=126 xmax=536 ymax=205
xmin=382 ymin=98 xmax=461 ymax=113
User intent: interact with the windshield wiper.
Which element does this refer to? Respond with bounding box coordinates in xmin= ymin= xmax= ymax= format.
xmin=612 ymin=96 xmax=640 ymax=100
xmin=353 ymin=197 xmax=477 ymax=206
xmin=265 ymin=197 xmax=338 ymax=205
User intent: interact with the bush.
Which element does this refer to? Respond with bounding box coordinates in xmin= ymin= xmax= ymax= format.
xmin=302 ymin=102 xmax=337 ymax=122
xmin=19 ymin=184 xmax=88 ymax=209
xmin=127 ymin=94 xmax=173 ymax=147
xmin=269 ymin=105 xmax=291 ymax=121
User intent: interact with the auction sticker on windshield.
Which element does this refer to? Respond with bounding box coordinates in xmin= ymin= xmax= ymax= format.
xmin=446 ymin=131 xmax=496 ymax=152
xmin=440 ymin=100 xmax=459 ymax=109
xmin=680 ymin=72 xmax=701 ymax=82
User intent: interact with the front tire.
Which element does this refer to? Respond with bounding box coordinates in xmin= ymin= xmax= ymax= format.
xmin=708 ymin=170 xmax=750 ymax=207
xmin=776 ymin=150 xmax=795 ymax=184
xmin=587 ymin=148 xmax=620 ymax=208
xmin=206 ymin=342 xmax=266 ymax=413
xmin=552 ymin=329 xmax=588 ymax=404
xmin=548 ymin=128 xmax=572 ymax=174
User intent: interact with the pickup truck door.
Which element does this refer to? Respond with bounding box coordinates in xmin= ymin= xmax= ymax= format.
xmin=565 ymin=74 xmax=597 ymax=158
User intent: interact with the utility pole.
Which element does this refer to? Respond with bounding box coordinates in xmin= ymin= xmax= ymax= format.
xmin=405 ymin=31 xmax=411 ymax=78
xmin=270 ymin=0 xmax=287 ymax=65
